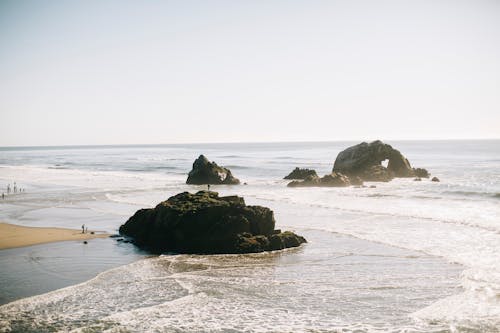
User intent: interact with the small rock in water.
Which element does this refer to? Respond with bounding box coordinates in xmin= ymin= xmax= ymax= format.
xmin=414 ymin=177 xmax=422 ymax=181
xmin=186 ymin=155 xmax=240 ymax=185
xmin=431 ymin=177 xmax=440 ymax=182
xmin=413 ymin=168 xmax=430 ymax=178
xmin=287 ymin=172 xmax=352 ymax=187
xmin=284 ymin=167 xmax=318 ymax=180
xmin=83 ymin=241 xmax=88 ymax=244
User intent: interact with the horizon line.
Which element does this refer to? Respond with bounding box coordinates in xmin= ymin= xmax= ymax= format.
xmin=1 ymin=137 xmax=499 ymax=150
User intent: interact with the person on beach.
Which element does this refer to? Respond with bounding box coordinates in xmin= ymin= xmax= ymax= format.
xmin=13 ymin=182 xmax=17 ymax=193
xmin=82 ymin=224 xmax=85 ymax=234
xmin=7 ymin=184 xmax=10 ymax=194
xmin=1 ymin=193 xmax=4 ymax=199
xmin=207 ymin=184 xmax=211 ymax=191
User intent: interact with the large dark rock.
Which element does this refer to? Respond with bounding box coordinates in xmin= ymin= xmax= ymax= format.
xmin=287 ymin=172 xmax=352 ymax=187
xmin=333 ymin=140 xmax=428 ymax=182
xmin=284 ymin=167 xmax=318 ymax=180
xmin=186 ymin=155 xmax=240 ymax=185
xmin=119 ymin=191 xmax=306 ymax=254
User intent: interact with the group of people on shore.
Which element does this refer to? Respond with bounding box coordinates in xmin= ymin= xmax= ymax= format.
xmin=2 ymin=182 xmax=25 ymax=199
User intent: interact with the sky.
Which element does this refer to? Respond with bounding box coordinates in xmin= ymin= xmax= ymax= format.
xmin=0 ymin=0 xmax=499 ymax=146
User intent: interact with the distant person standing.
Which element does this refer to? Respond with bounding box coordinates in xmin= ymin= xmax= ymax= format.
xmin=82 ymin=224 xmax=85 ymax=234
xmin=13 ymin=182 xmax=17 ymax=193
xmin=1 ymin=193 xmax=4 ymax=199
xmin=207 ymin=184 xmax=211 ymax=191
xmin=7 ymin=184 xmax=10 ymax=194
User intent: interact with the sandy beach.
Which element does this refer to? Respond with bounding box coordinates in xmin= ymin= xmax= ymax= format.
xmin=0 ymin=222 xmax=109 ymax=250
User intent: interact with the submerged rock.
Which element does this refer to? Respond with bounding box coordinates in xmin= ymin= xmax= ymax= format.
xmin=333 ymin=140 xmax=428 ymax=182
xmin=119 ymin=191 xmax=306 ymax=254
xmin=186 ymin=155 xmax=240 ymax=185
xmin=431 ymin=177 xmax=440 ymax=182
xmin=284 ymin=167 xmax=318 ymax=180
xmin=287 ymin=172 xmax=352 ymax=187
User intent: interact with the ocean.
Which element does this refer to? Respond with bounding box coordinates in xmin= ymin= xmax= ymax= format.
xmin=0 ymin=140 xmax=499 ymax=332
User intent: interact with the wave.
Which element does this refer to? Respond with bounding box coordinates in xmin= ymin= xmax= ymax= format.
xmin=47 ymin=165 xmax=70 ymax=170
xmin=443 ymin=190 xmax=500 ymax=200
xmin=0 ymin=250 xmax=472 ymax=333
xmin=124 ymin=166 xmax=181 ymax=172
xmin=223 ymin=165 xmax=254 ymax=170
xmin=366 ymin=193 xmax=397 ymax=198
xmin=274 ymin=195 xmax=500 ymax=234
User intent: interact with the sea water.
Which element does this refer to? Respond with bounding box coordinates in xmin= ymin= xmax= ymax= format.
xmin=0 ymin=141 xmax=499 ymax=332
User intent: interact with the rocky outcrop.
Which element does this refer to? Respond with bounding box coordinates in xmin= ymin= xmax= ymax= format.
xmin=413 ymin=168 xmax=430 ymax=178
xmin=119 ymin=191 xmax=306 ymax=254
xmin=287 ymin=172 xmax=352 ymax=187
xmin=333 ymin=140 xmax=428 ymax=182
xmin=431 ymin=177 xmax=440 ymax=182
xmin=284 ymin=167 xmax=318 ymax=180
xmin=186 ymin=155 xmax=240 ymax=185
xmin=359 ymin=165 xmax=394 ymax=182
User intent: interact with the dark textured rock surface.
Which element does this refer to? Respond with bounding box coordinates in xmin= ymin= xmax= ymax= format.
xmin=349 ymin=176 xmax=364 ymax=186
xmin=186 ymin=155 xmax=240 ymax=185
xmin=333 ymin=140 xmax=428 ymax=182
xmin=287 ymin=172 xmax=352 ymax=187
xmin=119 ymin=191 xmax=306 ymax=254
xmin=431 ymin=177 xmax=440 ymax=182
xmin=284 ymin=167 xmax=318 ymax=180
xmin=413 ymin=168 xmax=430 ymax=178
xmin=360 ymin=165 xmax=394 ymax=182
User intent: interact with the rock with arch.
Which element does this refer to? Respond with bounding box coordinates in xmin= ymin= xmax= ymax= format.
xmin=333 ymin=140 xmax=428 ymax=182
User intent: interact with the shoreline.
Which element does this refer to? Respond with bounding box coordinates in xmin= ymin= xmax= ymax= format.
xmin=0 ymin=222 xmax=109 ymax=250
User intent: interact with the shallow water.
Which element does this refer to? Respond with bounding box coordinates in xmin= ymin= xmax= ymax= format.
xmin=0 ymin=238 xmax=149 ymax=305
xmin=0 ymin=230 xmax=464 ymax=333
xmin=0 ymin=140 xmax=499 ymax=332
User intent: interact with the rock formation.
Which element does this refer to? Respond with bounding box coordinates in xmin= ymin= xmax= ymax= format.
xmin=284 ymin=167 xmax=318 ymax=180
xmin=413 ymin=168 xmax=430 ymax=178
xmin=186 ymin=155 xmax=240 ymax=185
xmin=119 ymin=191 xmax=306 ymax=254
xmin=287 ymin=172 xmax=352 ymax=187
xmin=333 ymin=140 xmax=429 ymax=182
xmin=431 ymin=177 xmax=440 ymax=182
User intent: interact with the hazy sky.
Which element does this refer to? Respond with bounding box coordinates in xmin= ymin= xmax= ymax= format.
xmin=0 ymin=0 xmax=499 ymax=146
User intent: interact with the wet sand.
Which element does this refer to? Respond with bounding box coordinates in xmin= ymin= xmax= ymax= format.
xmin=0 ymin=222 xmax=109 ymax=250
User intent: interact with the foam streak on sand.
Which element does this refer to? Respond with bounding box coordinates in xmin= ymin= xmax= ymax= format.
xmin=0 ymin=222 xmax=108 ymax=250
